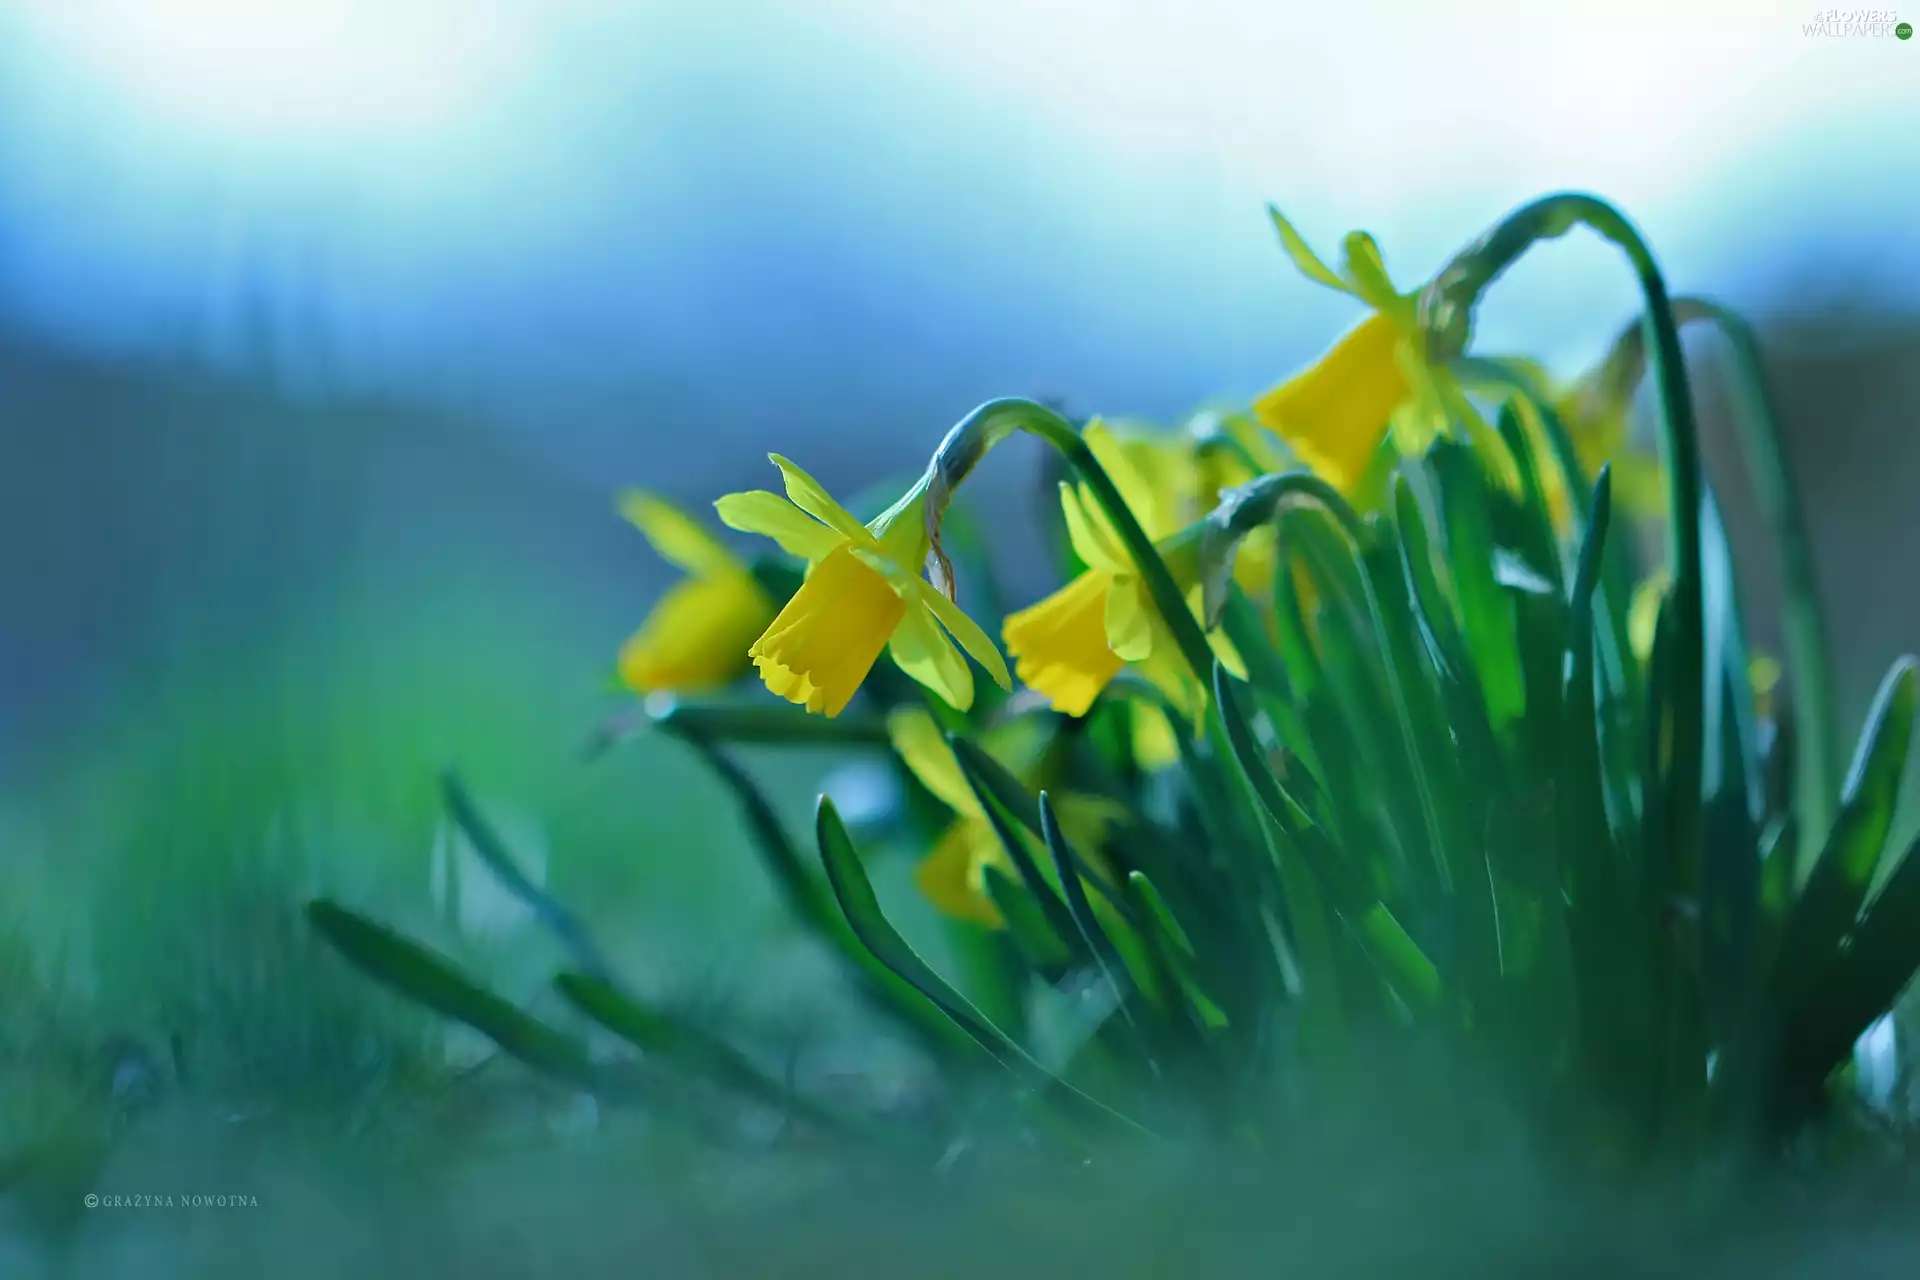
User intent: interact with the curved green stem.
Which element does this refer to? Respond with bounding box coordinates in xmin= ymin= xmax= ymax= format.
xmin=922 ymin=398 xmax=1218 ymax=687
xmin=1672 ymin=297 xmax=1837 ymax=850
xmin=1202 ymin=471 xmax=1452 ymax=894
xmin=1424 ymin=192 xmax=1705 ymax=902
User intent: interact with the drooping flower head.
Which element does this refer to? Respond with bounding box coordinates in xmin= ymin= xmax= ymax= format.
xmin=616 ymin=490 xmax=776 ymax=696
xmin=1003 ymin=421 xmax=1244 ymax=738
xmin=717 ymin=455 xmax=1010 ymax=717
xmin=1252 ymin=209 xmax=1496 ymax=501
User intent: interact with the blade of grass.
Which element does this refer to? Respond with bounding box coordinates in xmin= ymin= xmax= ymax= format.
xmin=554 ymin=972 xmax=853 ymax=1134
xmin=443 ymin=772 xmax=614 ymax=982
xmin=306 ymin=900 xmax=597 ymax=1086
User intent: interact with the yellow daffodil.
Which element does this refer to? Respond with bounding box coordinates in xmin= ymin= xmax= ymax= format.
xmin=1252 ymin=208 xmax=1494 ymax=500
xmin=616 ymin=490 xmax=777 ymax=695
xmin=888 ymin=708 xmax=1125 ymax=928
xmin=715 ymin=455 xmax=1011 ymax=717
xmin=1003 ymin=422 xmax=1243 ymax=745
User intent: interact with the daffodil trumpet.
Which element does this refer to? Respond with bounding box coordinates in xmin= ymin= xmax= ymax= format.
xmin=1253 ymin=208 xmax=1524 ymax=506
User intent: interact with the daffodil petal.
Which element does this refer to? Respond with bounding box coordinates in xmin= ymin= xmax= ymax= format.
xmin=1339 ymin=230 xmax=1402 ymax=315
xmin=617 ymin=573 xmax=772 ymax=695
xmin=915 ymin=821 xmax=1004 ymax=928
xmin=767 ymin=454 xmax=873 ymax=545
xmin=714 ymin=490 xmax=844 ymax=562
xmin=912 ymin=580 xmax=1012 ymax=692
xmin=885 ymin=707 xmax=983 ymax=818
xmin=619 ymin=489 xmax=742 ymax=578
xmin=1105 ymin=575 xmax=1153 ymax=662
xmin=1267 ymin=204 xmax=1358 ymax=297
xmin=1003 ymin=569 xmax=1124 ymax=717
xmin=750 ymin=544 xmax=904 ymax=716
xmin=1628 ymin=570 xmax=1671 ymax=664
xmin=1126 ymin=703 xmax=1181 ymax=772
xmin=1254 ymin=311 xmax=1410 ymax=496
xmin=889 ymin=600 xmax=975 ymax=712
xmin=1059 ymin=482 xmax=1128 ymax=573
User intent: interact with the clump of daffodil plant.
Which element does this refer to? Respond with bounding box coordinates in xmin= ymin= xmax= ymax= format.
xmin=311 ymin=192 xmax=1917 ymax=1191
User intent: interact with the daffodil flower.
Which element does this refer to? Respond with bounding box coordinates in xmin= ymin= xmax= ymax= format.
xmin=1253 ymin=208 xmax=1493 ymax=499
xmin=715 ymin=455 xmax=1011 ymax=717
xmin=616 ymin=490 xmax=777 ymax=696
xmin=1003 ymin=422 xmax=1244 ymax=738
xmin=888 ymin=708 xmax=1125 ymax=928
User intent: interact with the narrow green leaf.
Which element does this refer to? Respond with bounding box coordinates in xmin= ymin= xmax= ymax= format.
xmin=1783 ymin=833 xmax=1920 ymax=1087
xmin=1211 ymin=662 xmax=1441 ymax=1008
xmin=646 ymin=698 xmax=893 ymax=748
xmin=1430 ymin=440 xmax=1527 ymax=731
xmin=1494 ymin=399 xmax=1568 ymax=593
xmin=983 ymin=865 xmax=1074 ymax=973
xmin=946 ymin=734 xmax=1135 ymax=924
xmin=1038 ymin=792 xmax=1141 ymax=1028
xmin=1672 ymin=298 xmax=1838 ymax=854
xmin=814 ymin=797 xmax=1151 ymax=1137
xmin=306 ymin=900 xmax=596 ymax=1085
xmin=952 ymin=734 xmax=1090 ymax=964
xmin=1126 ymin=871 xmax=1229 ymax=1032
xmin=554 ymin=972 xmax=850 ymax=1133
xmin=1772 ymin=657 xmax=1918 ymax=1017
xmin=665 ymin=730 xmax=962 ymax=1053
xmin=443 ymin=773 xmax=613 ymax=981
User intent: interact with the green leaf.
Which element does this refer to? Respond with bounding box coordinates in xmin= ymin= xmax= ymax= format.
xmin=1671 ymin=298 xmax=1838 ymax=854
xmin=1038 ymin=792 xmax=1142 ymax=1028
xmin=306 ymin=900 xmax=598 ymax=1085
xmin=983 ymin=865 xmax=1074 ymax=974
xmin=554 ymin=972 xmax=851 ymax=1133
xmin=1429 ymin=440 xmax=1527 ymax=732
xmin=946 ymin=734 xmax=1134 ymax=923
xmin=1126 ymin=871 xmax=1229 ymax=1033
xmin=1771 ymin=657 xmax=1918 ymax=1019
xmin=1559 ymin=466 xmax=1617 ymax=916
xmin=443 ymin=773 xmax=613 ymax=981
xmin=952 ymin=733 xmax=1089 ymax=965
xmin=1210 ymin=662 xmax=1441 ymax=1009
xmin=1783 ymin=833 xmax=1920 ymax=1088
xmin=1494 ymin=400 xmax=1568 ymax=594
xmin=665 ymin=731 xmax=963 ymax=1053
xmin=813 ymin=797 xmax=1151 ymax=1137
xmin=646 ymin=698 xmax=893 ymax=748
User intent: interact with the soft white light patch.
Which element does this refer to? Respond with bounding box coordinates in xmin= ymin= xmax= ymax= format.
xmin=1855 ymin=1013 xmax=1901 ymax=1109
xmin=12 ymin=0 xmax=530 ymax=152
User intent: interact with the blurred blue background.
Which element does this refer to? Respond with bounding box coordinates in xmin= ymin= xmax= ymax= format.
xmin=1 ymin=0 xmax=1916 ymax=961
